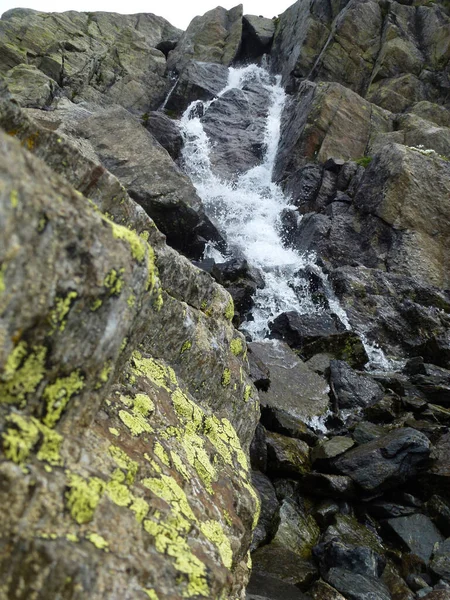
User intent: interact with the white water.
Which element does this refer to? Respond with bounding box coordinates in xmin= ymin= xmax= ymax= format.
xmin=179 ymin=64 xmax=394 ymax=371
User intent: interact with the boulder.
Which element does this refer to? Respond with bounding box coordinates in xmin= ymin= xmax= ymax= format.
xmin=248 ymin=340 xmax=331 ymax=429
xmin=167 ymin=5 xmax=243 ymax=73
xmin=246 ymin=571 xmax=312 ymax=599
xmin=251 ymin=471 xmax=280 ymax=550
xmin=240 ymin=15 xmax=275 ymax=60
xmin=333 ymin=427 xmax=431 ymax=494
xmin=141 ymin=110 xmax=183 ymax=159
xmin=430 ymin=538 xmax=450 ymax=582
xmin=266 ymin=432 xmax=311 ymax=478
xmin=330 ymin=361 xmax=385 ymax=411
xmin=384 ymin=514 xmax=444 ymax=563
xmin=325 ymin=569 xmax=391 ymax=600
xmin=269 ymin=311 xmax=346 ymax=348
xmin=4 ymin=63 xmax=60 ymax=108
xmin=272 ymin=499 xmax=320 ymax=560
xmin=251 ymin=544 xmax=318 ymax=591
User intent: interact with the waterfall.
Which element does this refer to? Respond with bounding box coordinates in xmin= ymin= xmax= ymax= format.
xmin=179 ymin=64 xmax=393 ymax=371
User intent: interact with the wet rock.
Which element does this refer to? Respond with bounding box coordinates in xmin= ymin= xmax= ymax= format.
xmin=164 ymin=60 xmax=229 ymax=114
xmin=248 ymin=349 xmax=271 ymax=392
xmin=251 ymin=471 xmax=280 ymax=550
xmin=430 ymin=538 xmax=450 ymax=582
xmin=330 ymin=360 xmax=384 ymax=411
xmin=409 ymin=364 xmax=450 ymax=408
xmin=266 ymin=431 xmax=311 ymax=478
xmin=269 ymin=311 xmax=345 ymax=350
xmin=384 ymin=514 xmax=444 ymax=562
xmin=282 ymin=163 xmax=323 ymax=211
xmin=75 ymin=106 xmax=225 ymax=259
xmin=333 ymin=427 xmax=431 ymax=494
xmin=248 ymin=340 xmax=330 ymax=428
xmin=351 ymin=422 xmax=386 ymax=445
xmin=167 ymin=5 xmax=242 ymax=72
xmin=201 ymin=84 xmax=272 ymax=180
xmin=141 ymin=110 xmax=183 ymax=159
xmin=302 ymin=331 xmax=369 ymax=370
xmin=325 ymin=568 xmax=391 ymax=600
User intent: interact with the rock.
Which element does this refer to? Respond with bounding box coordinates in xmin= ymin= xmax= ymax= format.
xmin=269 ymin=311 xmax=346 ymax=348
xmin=409 ymin=364 xmax=450 ymax=407
xmin=272 ymin=499 xmax=320 ymax=560
xmin=250 ymin=424 xmax=268 ymax=472
xmin=309 ymin=580 xmax=347 ymax=600
xmin=246 ymin=571 xmax=311 ymax=599
xmin=74 ymin=106 xmax=224 ymax=258
xmin=384 ymin=514 xmax=444 ymax=563
xmin=248 ymin=340 xmax=331 ymax=429
xmin=4 ymin=63 xmax=60 ymax=108
xmin=325 ymin=568 xmax=391 ymax=600
xmin=141 ymin=110 xmax=183 ymax=159
xmin=266 ymin=432 xmax=311 ymax=478
xmin=248 ymin=348 xmax=271 ymax=392
xmin=330 ymin=361 xmax=384 ymax=411
xmin=429 ymin=433 xmax=450 ymax=493
xmin=428 ymin=496 xmax=450 ymax=538
xmin=260 ymin=407 xmax=318 ymax=446
xmin=301 ymin=331 xmax=369 ymax=370
xmin=420 ymin=591 xmax=450 ymax=600
xmin=354 ymin=143 xmax=450 ymax=289
xmin=274 ymin=81 xmax=392 ymax=182
xmin=0 ymin=9 xmax=179 ymax=114
xmin=164 ymin=60 xmax=229 ymax=114
xmin=351 ymin=422 xmax=386 ymax=445
xmin=430 ymin=538 xmax=450 ymax=582
xmin=0 ymin=127 xmax=259 ymax=598
xmin=333 ymin=427 xmax=431 ymax=494
xmin=201 ymin=83 xmax=272 ymax=180
xmin=313 ymin=501 xmax=341 ymax=529
xmin=251 ymin=544 xmax=318 ymax=591
xmin=381 ymin=561 xmax=416 ymax=600
xmin=312 ymin=437 xmax=355 ymax=463
xmin=167 ymin=5 xmax=243 ymax=73
xmin=302 ymin=473 xmax=356 ymax=499
xmin=240 ymin=15 xmax=275 ymax=60
xmin=251 ymin=471 xmax=280 ymax=550
xmin=314 ymin=537 xmax=386 ymax=578
xmin=408 ymin=101 xmax=450 ymax=129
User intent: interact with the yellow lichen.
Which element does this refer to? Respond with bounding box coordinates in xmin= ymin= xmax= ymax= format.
xmin=130 ymin=497 xmax=149 ymax=523
xmin=108 ymin=445 xmax=139 ymax=484
xmin=127 ymin=293 xmax=136 ymax=308
xmin=224 ymin=299 xmax=234 ymax=320
xmin=90 ymin=298 xmax=102 ymax=311
xmin=66 ymin=533 xmax=79 ymax=542
xmin=221 ymin=368 xmax=231 ymax=387
xmin=132 ymin=352 xmax=171 ymax=391
xmin=230 ymin=338 xmax=243 ymax=356
xmin=180 ymin=340 xmax=192 ymax=355
xmin=109 ymin=427 xmax=120 ymax=437
xmin=65 ymin=473 xmax=105 ymax=524
xmin=0 ymin=264 xmax=6 ymax=294
xmin=243 ymin=385 xmax=252 ymax=402
xmin=119 ymin=409 xmax=153 ymax=436
xmin=105 ymin=478 xmax=132 ymax=507
xmin=2 ymin=414 xmax=63 ymax=466
xmin=171 ymin=389 xmax=203 ymax=426
xmin=0 ymin=342 xmax=47 ymax=406
xmin=96 ymin=363 xmax=112 ymax=388
xmin=42 ymin=371 xmax=85 ymax=428
xmin=110 ymin=222 xmax=146 ymax=262
xmin=50 ymin=291 xmax=77 ymax=332
xmin=141 ymin=475 xmax=196 ymax=522
xmin=154 ymin=442 xmax=170 ymax=467
xmin=86 ymin=532 xmax=109 ymax=551
xmin=10 ymin=189 xmax=19 ymax=208
xmin=143 ymin=590 xmax=158 ymax=600
xmin=170 ymin=451 xmax=190 ymax=480
xmin=104 ymin=268 xmax=125 ymax=296
xmin=200 ymin=520 xmax=233 ymax=569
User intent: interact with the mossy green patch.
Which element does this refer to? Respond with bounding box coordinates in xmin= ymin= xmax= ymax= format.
xmin=90 ymin=298 xmax=102 ymax=311
xmin=0 ymin=264 xmax=6 ymax=294
xmin=0 ymin=342 xmax=47 ymax=406
xmin=180 ymin=340 xmax=192 ymax=355
xmin=42 ymin=371 xmax=85 ymax=428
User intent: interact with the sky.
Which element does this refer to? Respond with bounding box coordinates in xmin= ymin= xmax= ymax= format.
xmin=0 ymin=0 xmax=294 ymax=30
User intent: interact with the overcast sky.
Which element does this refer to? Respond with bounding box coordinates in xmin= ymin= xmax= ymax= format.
xmin=0 ymin=0 xmax=294 ymax=29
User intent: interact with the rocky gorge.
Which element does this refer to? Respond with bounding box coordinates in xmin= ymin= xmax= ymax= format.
xmin=0 ymin=1 xmax=450 ymax=599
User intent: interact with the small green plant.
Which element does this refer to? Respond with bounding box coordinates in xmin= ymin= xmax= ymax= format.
xmin=355 ymin=156 xmax=373 ymax=168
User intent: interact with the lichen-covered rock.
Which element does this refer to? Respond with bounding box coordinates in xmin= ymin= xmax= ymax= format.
xmin=0 ymin=105 xmax=260 ymax=598
xmin=0 ymin=9 xmax=181 ymax=114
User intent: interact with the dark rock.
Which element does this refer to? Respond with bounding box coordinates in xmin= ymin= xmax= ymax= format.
xmin=428 ymin=496 xmax=450 ymax=538
xmin=430 ymin=538 xmax=450 ymax=582
xmin=248 ymin=341 xmax=330 ymax=429
xmin=302 ymin=473 xmax=356 ymax=500
xmin=333 ymin=427 xmax=431 ymax=494
xmin=248 ymin=348 xmax=271 ymax=392
xmin=325 ymin=568 xmax=391 ymax=600
xmin=420 ymin=591 xmax=450 ymax=600
xmin=352 ymin=422 xmax=386 ymax=445
xmin=366 ymin=499 xmax=417 ymax=520
xmin=330 ymin=361 xmax=384 ymax=411
xmin=364 ymin=393 xmax=401 ymax=423
xmin=314 ymin=537 xmax=386 ymax=578
xmin=251 ymin=544 xmax=318 ymax=591
xmin=251 ymin=471 xmax=280 ymax=551
xmin=282 ymin=164 xmax=323 ymax=210
xmin=429 ymin=433 xmax=450 ymax=495
xmin=410 ymin=364 xmax=450 ymax=408
xmin=142 ymin=110 xmax=183 ymax=159
xmin=308 ymin=579 xmax=347 ymax=600
xmin=246 ymin=571 xmax=312 ymax=599
xmin=384 ymin=514 xmax=444 ymax=563
xmin=164 ymin=60 xmax=229 ymax=114
xmin=312 ymin=437 xmax=355 ymax=463
xmin=313 ymin=501 xmax=341 ymax=530
xmin=239 ymin=15 xmax=275 ymax=61
xmin=250 ymin=424 xmax=268 ymax=472
xmin=269 ymin=311 xmax=345 ymax=348
xmin=300 ymin=331 xmax=369 ymax=370
xmin=266 ymin=431 xmax=310 ymax=478
xmin=260 ymin=407 xmax=319 ymax=446
xmin=272 ymin=499 xmax=320 ymax=561
xmin=381 ymin=561 xmax=416 ymax=600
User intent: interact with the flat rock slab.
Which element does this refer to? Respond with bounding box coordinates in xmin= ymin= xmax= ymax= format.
xmin=246 ymin=572 xmax=310 ymax=599
xmin=249 ymin=340 xmax=330 ymax=427
xmin=385 ymin=514 xmax=444 ymax=563
xmin=326 ymin=568 xmax=391 ymax=600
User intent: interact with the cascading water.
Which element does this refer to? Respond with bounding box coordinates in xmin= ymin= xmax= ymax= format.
xmin=179 ymin=64 xmax=392 ymax=371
